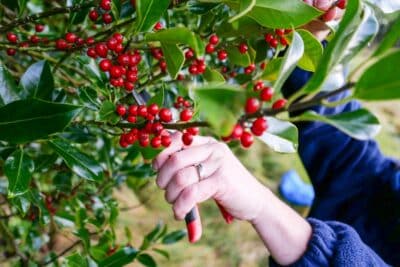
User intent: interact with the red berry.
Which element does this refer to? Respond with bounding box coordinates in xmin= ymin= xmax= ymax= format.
xmin=251 ymin=117 xmax=268 ymax=136
xmin=185 ymin=49 xmax=194 ymax=60
xmin=218 ymin=50 xmax=228 ymax=61
xmin=264 ymin=33 xmax=273 ymax=43
xmin=275 ymin=29 xmax=285 ymax=36
xmin=183 ymin=100 xmax=191 ymax=108
xmin=180 ymin=109 xmax=193 ymax=122
xmin=238 ymin=43 xmax=248 ymax=54
xmin=182 ymin=132 xmax=193 ymax=146
xmin=188 ymin=64 xmax=198 ymax=75
xmin=110 ymin=66 xmax=122 ymax=78
xmin=177 ymin=74 xmax=185 ymax=80
xmin=35 ymin=24 xmax=44 ymax=32
xmin=197 ymin=62 xmax=206 ymax=73
xmin=230 ymin=124 xmax=243 ymax=139
xmin=240 ymin=131 xmax=254 ymax=148
xmin=124 ymin=81 xmax=135 ymax=92
xmin=137 ymin=105 xmax=148 ymax=117
xmin=209 ymin=34 xmax=219 ymax=45
xmin=126 ymin=71 xmax=138 ymax=82
xmin=161 ymin=135 xmax=172 ymax=147
xmin=154 ymin=22 xmax=163 ymax=31
xmin=128 ymin=105 xmax=138 ymax=116
xmin=118 ymin=54 xmax=130 ymax=66
xmin=159 ymin=60 xmax=167 ymax=72
xmin=107 ymin=38 xmax=118 ymax=50
xmin=272 ymin=98 xmax=287 ymax=110
xmin=159 ymin=108 xmax=172 ymax=122
xmin=245 ymin=98 xmax=260 ymax=114
xmin=253 ymin=81 xmax=264 ymax=91
xmin=87 ymin=47 xmax=97 ymax=58
xmin=19 ymin=42 xmax=29 ymax=48
xmin=116 ymin=105 xmax=126 ymax=116
xmin=187 ymin=127 xmax=199 ymax=135
xmin=127 ymin=115 xmax=137 ymax=123
xmin=284 ymin=29 xmax=293 ymax=34
xmin=30 ymin=35 xmax=40 ymax=44
xmin=65 ymin=32 xmax=77 ymax=43
xmin=55 ymin=39 xmax=68 ymax=50
xmin=95 ymin=43 xmax=108 ymax=58
xmin=151 ymin=136 xmax=162 ymax=148
xmin=260 ymin=87 xmax=274 ymax=102
xmin=102 ymin=13 xmax=113 ymax=24
xmin=139 ymin=133 xmax=150 ymax=147
xmin=89 ymin=9 xmax=99 ymax=21
xmin=244 ymin=64 xmax=255 ymax=75
xmin=7 ymin=32 xmax=18 ymax=43
xmin=269 ymin=38 xmax=279 ymax=48
xmin=336 ymin=0 xmax=347 ymax=9
xmin=260 ymin=62 xmax=266 ymax=70
xmin=148 ymin=103 xmax=159 ymax=116
xmin=205 ymin=43 xmax=215 ymax=54
xmin=100 ymin=0 xmax=111 ymax=10
xmin=86 ymin=37 xmax=95 ymax=45
xmin=151 ymin=122 xmax=164 ymax=135
xmin=113 ymin=33 xmax=124 ymax=43
xmin=99 ymin=59 xmax=112 ymax=71
xmin=280 ymin=37 xmax=288 ymax=46
xmin=6 ymin=48 xmax=16 ymax=56
xmin=177 ymin=96 xmax=184 ymax=103
xmin=76 ymin=38 xmax=85 ymax=46
xmin=114 ymin=43 xmax=124 ymax=53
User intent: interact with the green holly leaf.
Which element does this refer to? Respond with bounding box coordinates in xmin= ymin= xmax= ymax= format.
xmin=135 ymin=0 xmax=170 ymax=32
xmin=20 ymin=60 xmax=54 ymax=101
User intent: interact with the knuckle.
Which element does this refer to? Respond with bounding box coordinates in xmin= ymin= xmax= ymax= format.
xmin=181 ymin=186 xmax=196 ymax=202
xmin=174 ymin=171 xmax=187 ymax=188
xmin=169 ymin=153 xmax=181 ymax=166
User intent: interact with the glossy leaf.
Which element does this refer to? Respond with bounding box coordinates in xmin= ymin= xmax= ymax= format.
xmin=295 ymin=109 xmax=381 ymax=140
xmin=354 ymin=50 xmax=400 ymax=100
xmin=64 ymin=253 xmax=89 ymax=267
xmin=160 ymin=43 xmax=185 ymax=79
xmin=161 ymin=230 xmax=187 ymax=244
xmin=299 ymin=0 xmax=362 ymax=94
xmin=257 ymin=118 xmax=298 ymax=153
xmin=4 ymin=148 xmax=34 ymax=197
xmin=145 ymin=28 xmax=205 ymax=57
xmin=135 ymin=0 xmax=170 ymax=32
xmin=188 ymin=1 xmax=220 ymax=14
xmin=261 ymin=58 xmax=283 ymax=81
xmin=137 ymin=253 xmax=157 ymax=267
xmin=99 ymin=100 xmax=119 ymax=124
xmin=98 ymin=246 xmax=138 ymax=267
xmin=20 ymin=60 xmax=54 ymax=100
xmin=0 ymin=64 xmax=20 ymax=107
xmin=217 ymin=17 xmax=265 ymax=38
xmin=226 ymin=46 xmax=251 ymax=67
xmin=204 ymin=67 xmax=225 ymax=84
xmin=0 ymin=99 xmax=81 ymax=144
xmin=297 ymin=30 xmax=323 ymax=72
xmin=194 ymin=84 xmax=245 ymax=136
xmin=340 ymin=5 xmax=379 ymax=64
xmin=49 ymin=139 xmax=104 ymax=181
xmin=225 ymin=0 xmax=322 ymax=28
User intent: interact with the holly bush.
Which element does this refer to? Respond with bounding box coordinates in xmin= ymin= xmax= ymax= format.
xmin=0 ymin=0 xmax=399 ymax=266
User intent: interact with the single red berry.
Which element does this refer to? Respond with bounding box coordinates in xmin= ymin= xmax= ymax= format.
xmin=205 ymin=43 xmax=215 ymax=54
xmin=177 ymin=73 xmax=185 ymax=80
xmin=151 ymin=122 xmax=164 ymax=135
xmin=113 ymin=32 xmax=124 ymax=43
xmin=185 ymin=49 xmax=194 ymax=60
xmin=161 ymin=135 xmax=172 ymax=147
xmin=180 ymin=109 xmax=193 ymax=122
xmin=126 ymin=71 xmax=138 ymax=82
xmin=89 ymin=9 xmax=99 ymax=21
xmin=35 ymin=24 xmax=44 ymax=32
xmin=115 ymin=43 xmax=124 ymax=53
xmin=182 ymin=132 xmax=193 ymax=146
xmin=95 ymin=43 xmax=108 ymax=58
xmin=110 ymin=66 xmax=122 ymax=78
xmin=137 ymin=105 xmax=148 ymax=117
xmin=183 ymin=100 xmax=191 ymax=108
xmin=218 ymin=50 xmax=228 ymax=61
xmin=76 ymin=38 xmax=85 ymax=46
xmin=240 ymin=131 xmax=254 ymax=148
xmin=197 ymin=62 xmax=206 ymax=73
xmin=119 ymin=134 xmax=129 ymax=148
xmin=102 ymin=13 xmax=113 ymax=24
xmin=65 ymin=32 xmax=77 ymax=43
xmin=107 ymin=38 xmax=118 ymax=50
xmin=238 ymin=43 xmax=248 ymax=54
xmin=188 ymin=64 xmax=198 ymax=75
xmin=209 ymin=34 xmax=219 ymax=45
xmin=139 ymin=133 xmax=150 ymax=147
xmin=230 ymin=124 xmax=243 ymax=139
xmin=117 ymin=54 xmax=130 ymax=66
xmin=124 ymin=81 xmax=135 ymax=92
xmin=127 ymin=115 xmax=137 ymax=123
xmin=275 ymin=29 xmax=285 ymax=36
xmin=272 ymin=98 xmax=287 ymax=110
xmin=30 ymin=35 xmax=40 ymax=44
xmin=154 ymin=22 xmax=163 ymax=31
xmin=187 ymin=127 xmax=199 ymax=136
xmin=6 ymin=48 xmax=16 ymax=56
xmin=269 ymin=38 xmax=279 ymax=48
xmin=55 ymin=39 xmax=68 ymax=50
xmin=253 ymin=81 xmax=264 ymax=91
xmin=280 ymin=37 xmax=288 ymax=46
xmin=159 ymin=108 xmax=172 ymax=122
xmin=151 ymin=136 xmax=162 ymax=148
xmin=244 ymin=65 xmax=255 ymax=75
xmin=128 ymin=105 xmax=138 ymax=116
xmin=251 ymin=117 xmax=268 ymax=136
xmin=260 ymin=87 xmax=274 ymax=102
xmin=148 ymin=103 xmax=159 ymax=116
xmin=260 ymin=62 xmax=266 ymax=70
xmin=100 ymin=0 xmax=111 ymax=10
xmin=19 ymin=42 xmax=29 ymax=48
xmin=284 ymin=29 xmax=293 ymax=34
xmin=116 ymin=104 xmax=126 ymax=116
xmin=99 ymin=59 xmax=112 ymax=71
xmin=264 ymin=33 xmax=273 ymax=43
xmin=7 ymin=32 xmax=18 ymax=43
xmin=87 ymin=47 xmax=97 ymax=58
xmin=86 ymin=37 xmax=95 ymax=45
xmin=336 ymin=0 xmax=347 ymax=9
xmin=159 ymin=60 xmax=167 ymax=72
xmin=245 ymin=98 xmax=260 ymax=114
xmin=177 ymin=96 xmax=184 ymax=104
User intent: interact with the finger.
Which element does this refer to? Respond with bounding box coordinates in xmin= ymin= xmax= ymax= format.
xmin=153 ymin=133 xmax=213 ymax=171
xmin=173 ymin=178 xmax=220 ymax=220
xmin=322 ymin=7 xmax=337 ymax=22
xmin=156 ymin=142 xmax=223 ymax=189
xmin=314 ymin=0 xmax=334 ymax=11
xmin=165 ymin=166 xmax=199 ymax=204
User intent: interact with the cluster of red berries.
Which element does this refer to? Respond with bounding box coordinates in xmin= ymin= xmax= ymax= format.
xmin=5 ymin=24 xmax=46 ymax=56
xmin=88 ymin=0 xmax=114 ymax=24
xmin=264 ymin=29 xmax=292 ymax=48
xmin=184 ymin=47 xmax=206 ymax=76
xmin=116 ymin=97 xmax=197 ymax=148
xmin=54 ymin=32 xmax=87 ymax=51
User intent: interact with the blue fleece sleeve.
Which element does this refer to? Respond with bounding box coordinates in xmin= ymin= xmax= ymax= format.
xmin=269 ymin=218 xmax=390 ymax=267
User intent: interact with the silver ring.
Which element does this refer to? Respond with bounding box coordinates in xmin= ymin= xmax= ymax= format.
xmin=196 ymin=163 xmax=204 ymax=180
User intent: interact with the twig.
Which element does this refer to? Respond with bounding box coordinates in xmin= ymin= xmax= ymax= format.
xmin=40 ymin=240 xmax=81 ymax=266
